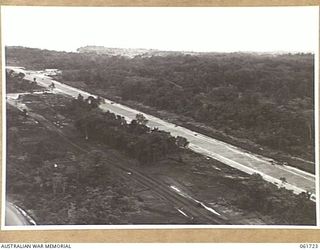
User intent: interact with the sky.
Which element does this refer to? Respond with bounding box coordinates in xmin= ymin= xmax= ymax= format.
xmin=1 ymin=6 xmax=319 ymax=53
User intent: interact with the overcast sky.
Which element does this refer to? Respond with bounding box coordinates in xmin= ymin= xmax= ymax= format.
xmin=1 ymin=6 xmax=319 ymax=53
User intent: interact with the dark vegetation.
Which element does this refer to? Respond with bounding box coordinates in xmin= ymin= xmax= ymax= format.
xmin=5 ymin=48 xmax=316 ymax=225
xmin=67 ymin=94 xmax=189 ymax=164
xmin=6 ymin=95 xmax=187 ymax=225
xmin=6 ymin=82 xmax=316 ymax=225
xmin=6 ymin=69 xmax=45 ymax=93
xmin=227 ymin=173 xmax=315 ymax=225
xmin=65 ymin=94 xmax=315 ymax=225
xmin=6 ymin=46 xmax=315 ymax=174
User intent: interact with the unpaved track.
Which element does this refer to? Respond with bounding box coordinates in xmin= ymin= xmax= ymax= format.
xmin=7 ymin=100 xmax=230 ymax=224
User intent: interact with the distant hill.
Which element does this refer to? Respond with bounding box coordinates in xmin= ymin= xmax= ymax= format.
xmin=77 ymin=45 xmax=201 ymax=58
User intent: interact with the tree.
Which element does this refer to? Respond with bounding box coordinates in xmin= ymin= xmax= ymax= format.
xmin=86 ymin=96 xmax=99 ymax=109
xmin=280 ymin=177 xmax=287 ymax=184
xmin=302 ymin=109 xmax=314 ymax=143
xmin=17 ymin=72 xmax=25 ymax=79
xmin=77 ymin=94 xmax=84 ymax=102
xmin=135 ymin=113 xmax=148 ymax=126
xmin=176 ymin=136 xmax=189 ymax=148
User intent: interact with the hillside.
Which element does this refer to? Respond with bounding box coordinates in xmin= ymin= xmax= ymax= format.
xmin=77 ymin=45 xmax=201 ymax=58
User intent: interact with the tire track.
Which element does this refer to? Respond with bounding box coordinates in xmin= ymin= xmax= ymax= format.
xmin=11 ymin=102 xmax=230 ymax=225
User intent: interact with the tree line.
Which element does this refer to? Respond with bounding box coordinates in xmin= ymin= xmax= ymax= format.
xmin=6 ymin=46 xmax=315 ymax=164
xmin=67 ymin=94 xmax=189 ymax=164
xmin=231 ymin=173 xmax=316 ymax=225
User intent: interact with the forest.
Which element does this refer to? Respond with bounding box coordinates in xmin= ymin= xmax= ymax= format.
xmin=65 ymin=94 xmax=317 ymax=225
xmin=5 ymin=72 xmax=316 ymax=225
xmin=67 ymin=94 xmax=189 ymax=164
xmin=6 ymin=46 xmax=315 ymax=171
xmin=64 ymin=95 xmax=316 ymax=225
xmin=6 ymin=69 xmax=44 ymax=93
xmin=70 ymin=96 xmax=316 ymax=225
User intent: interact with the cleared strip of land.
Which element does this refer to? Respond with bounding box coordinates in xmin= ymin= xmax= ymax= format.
xmin=7 ymin=67 xmax=316 ymax=197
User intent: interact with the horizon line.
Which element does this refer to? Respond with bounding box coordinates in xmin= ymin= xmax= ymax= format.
xmin=5 ymin=45 xmax=315 ymax=55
